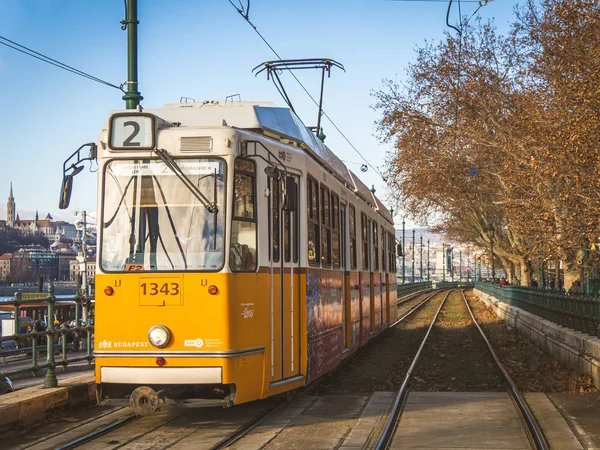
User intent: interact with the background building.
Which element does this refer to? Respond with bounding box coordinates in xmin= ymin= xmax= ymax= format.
xmin=0 ymin=253 xmax=12 ymax=282
xmin=10 ymin=246 xmax=59 ymax=282
xmin=5 ymin=184 xmax=77 ymax=242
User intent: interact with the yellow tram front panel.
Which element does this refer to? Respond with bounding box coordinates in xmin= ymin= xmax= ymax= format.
xmin=94 ymin=271 xmax=275 ymax=405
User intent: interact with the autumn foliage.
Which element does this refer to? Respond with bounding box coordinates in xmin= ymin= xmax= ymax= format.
xmin=374 ymin=0 xmax=600 ymax=288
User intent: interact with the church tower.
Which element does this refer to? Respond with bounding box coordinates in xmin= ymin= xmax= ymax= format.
xmin=7 ymin=183 xmax=15 ymax=227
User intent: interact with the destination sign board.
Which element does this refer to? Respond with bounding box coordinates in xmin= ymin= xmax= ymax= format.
xmin=111 ymin=161 xmax=220 ymax=177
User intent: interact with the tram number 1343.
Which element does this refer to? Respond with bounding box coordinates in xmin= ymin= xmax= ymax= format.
xmin=140 ymin=282 xmax=180 ymax=296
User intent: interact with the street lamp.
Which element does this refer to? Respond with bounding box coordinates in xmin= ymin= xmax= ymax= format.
xmin=489 ymin=226 xmax=496 ymax=282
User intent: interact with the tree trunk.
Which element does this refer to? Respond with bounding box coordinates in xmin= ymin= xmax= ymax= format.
xmin=519 ymin=257 xmax=532 ymax=287
xmin=555 ymin=257 xmax=562 ymax=290
xmin=564 ymin=264 xmax=582 ymax=292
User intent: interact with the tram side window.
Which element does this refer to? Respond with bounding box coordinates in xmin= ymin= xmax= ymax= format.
xmin=388 ymin=231 xmax=396 ymax=273
xmin=331 ymin=193 xmax=340 ymax=268
xmin=283 ymin=176 xmax=299 ymax=263
xmin=361 ymin=213 xmax=369 ymax=270
xmin=373 ymin=223 xmax=379 ymax=272
xmin=307 ymin=176 xmax=320 ymax=266
xmin=349 ymin=204 xmax=357 ymax=270
xmin=320 ymin=185 xmax=331 ymax=267
xmin=230 ymin=158 xmax=257 ymax=272
xmin=381 ymin=225 xmax=387 ymax=274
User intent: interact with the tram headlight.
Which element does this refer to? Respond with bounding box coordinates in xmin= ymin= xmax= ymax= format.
xmin=148 ymin=326 xmax=171 ymax=348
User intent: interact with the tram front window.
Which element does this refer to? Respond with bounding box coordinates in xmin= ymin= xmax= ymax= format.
xmin=101 ymin=158 xmax=226 ymax=272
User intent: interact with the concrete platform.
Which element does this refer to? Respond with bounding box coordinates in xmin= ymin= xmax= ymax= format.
xmin=0 ymin=373 xmax=95 ymax=432
xmin=389 ymin=391 xmax=579 ymax=449
xmin=548 ymin=392 xmax=600 ymax=449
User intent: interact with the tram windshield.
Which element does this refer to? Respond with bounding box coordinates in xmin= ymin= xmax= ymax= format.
xmin=100 ymin=158 xmax=226 ymax=272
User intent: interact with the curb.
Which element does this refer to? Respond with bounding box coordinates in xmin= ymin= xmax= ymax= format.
xmin=0 ymin=373 xmax=95 ymax=432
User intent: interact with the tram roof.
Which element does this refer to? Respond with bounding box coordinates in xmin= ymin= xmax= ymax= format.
xmin=139 ymin=101 xmax=392 ymax=223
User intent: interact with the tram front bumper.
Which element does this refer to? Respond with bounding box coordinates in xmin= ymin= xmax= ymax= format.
xmin=95 ymin=352 xmax=266 ymax=406
xmin=101 ymin=366 xmax=223 ymax=384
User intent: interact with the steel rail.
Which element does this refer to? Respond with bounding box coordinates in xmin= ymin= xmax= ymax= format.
xmin=54 ymin=414 xmax=139 ymax=450
xmin=391 ymin=289 xmax=444 ymax=328
xmin=374 ymin=289 xmax=452 ymax=450
xmin=396 ymin=288 xmax=434 ymax=307
xmin=210 ymin=401 xmax=284 ymax=450
xmin=460 ymin=289 xmax=549 ymax=450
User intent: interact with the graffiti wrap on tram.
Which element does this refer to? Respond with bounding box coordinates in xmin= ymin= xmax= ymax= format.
xmin=350 ymin=272 xmax=360 ymax=351
xmin=359 ymin=272 xmax=371 ymax=345
xmin=306 ymin=271 xmax=344 ymax=383
xmin=373 ymin=273 xmax=385 ymax=332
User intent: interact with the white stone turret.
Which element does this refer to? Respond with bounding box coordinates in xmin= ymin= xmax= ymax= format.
xmin=6 ymin=182 xmax=15 ymax=227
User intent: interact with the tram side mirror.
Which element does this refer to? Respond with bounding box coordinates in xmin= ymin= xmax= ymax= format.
xmin=397 ymin=243 xmax=403 ymax=257
xmin=282 ymin=176 xmax=298 ymax=212
xmin=59 ymin=174 xmax=74 ymax=210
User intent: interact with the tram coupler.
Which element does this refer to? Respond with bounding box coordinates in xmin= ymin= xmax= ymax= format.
xmin=129 ymin=386 xmax=164 ymax=416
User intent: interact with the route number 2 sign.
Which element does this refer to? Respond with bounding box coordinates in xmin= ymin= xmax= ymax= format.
xmin=109 ymin=113 xmax=156 ymax=150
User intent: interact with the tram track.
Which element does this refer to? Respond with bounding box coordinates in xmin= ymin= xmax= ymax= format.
xmin=11 ymin=398 xmax=284 ymax=450
xmin=373 ymin=289 xmax=549 ymax=450
xmin=54 ymin=413 xmax=139 ymax=450
xmin=208 ymin=401 xmax=284 ymax=450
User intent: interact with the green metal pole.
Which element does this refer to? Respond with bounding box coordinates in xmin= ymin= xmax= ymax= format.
xmin=427 ymin=239 xmax=429 ymax=281
xmin=442 ymin=242 xmax=446 ymax=282
xmin=539 ymin=237 xmax=544 ymax=289
xmin=451 ymin=248 xmax=454 ymax=282
xmin=420 ymin=236 xmax=423 ymax=282
xmin=402 ymin=220 xmax=405 ymax=284
xmin=122 ymin=0 xmax=143 ymax=109
xmin=44 ymin=283 xmax=57 ymax=388
xmin=412 ymin=230 xmax=415 ymax=283
xmin=467 ymin=257 xmax=470 ymax=282
xmin=583 ymin=238 xmax=590 ymax=295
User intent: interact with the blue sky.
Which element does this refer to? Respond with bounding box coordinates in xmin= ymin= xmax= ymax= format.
xmin=0 ymin=0 xmax=520 ymax=226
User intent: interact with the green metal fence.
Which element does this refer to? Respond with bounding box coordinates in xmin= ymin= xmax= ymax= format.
xmin=0 ymin=283 xmax=94 ymax=388
xmin=475 ymin=282 xmax=600 ymax=337
xmin=437 ymin=281 xmax=475 ymax=289
xmin=397 ymin=281 xmax=433 ymax=299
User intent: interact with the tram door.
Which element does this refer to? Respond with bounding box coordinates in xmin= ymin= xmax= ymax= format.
xmin=268 ymin=176 xmax=301 ymax=383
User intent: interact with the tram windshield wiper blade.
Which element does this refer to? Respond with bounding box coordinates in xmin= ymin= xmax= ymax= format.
xmin=153 ymin=149 xmax=218 ymax=213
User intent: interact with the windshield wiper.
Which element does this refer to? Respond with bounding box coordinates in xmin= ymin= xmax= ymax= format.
xmin=153 ymin=149 xmax=218 ymax=213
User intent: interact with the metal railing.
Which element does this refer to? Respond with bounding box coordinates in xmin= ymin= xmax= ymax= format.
xmin=397 ymin=281 xmax=433 ymax=298
xmin=0 ymin=283 xmax=94 ymax=387
xmin=475 ymin=282 xmax=600 ymax=337
xmin=437 ymin=280 xmax=475 ymax=289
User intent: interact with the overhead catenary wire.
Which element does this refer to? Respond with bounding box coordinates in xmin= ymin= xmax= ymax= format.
xmin=226 ymin=0 xmax=388 ymax=183
xmin=0 ymin=35 xmax=124 ymax=91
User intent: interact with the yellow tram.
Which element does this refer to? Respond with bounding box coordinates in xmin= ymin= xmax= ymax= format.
xmin=60 ymin=100 xmax=397 ymax=414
